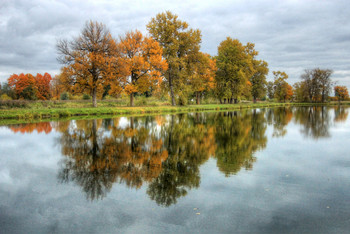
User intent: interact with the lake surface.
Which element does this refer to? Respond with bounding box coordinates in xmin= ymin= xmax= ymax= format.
xmin=1 ymin=106 xmax=350 ymax=233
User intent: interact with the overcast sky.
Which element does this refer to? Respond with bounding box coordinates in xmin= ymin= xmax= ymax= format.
xmin=1 ymin=0 xmax=350 ymax=88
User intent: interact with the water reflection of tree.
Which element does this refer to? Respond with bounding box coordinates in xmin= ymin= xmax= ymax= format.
xmin=9 ymin=122 xmax=52 ymax=134
xmin=147 ymin=113 xmax=216 ymax=206
xmin=56 ymin=117 xmax=169 ymax=200
xmin=51 ymin=111 xmax=268 ymax=205
xmin=334 ymin=106 xmax=349 ymax=123
xmin=294 ymin=106 xmax=331 ymax=139
xmin=214 ymin=110 xmax=267 ymax=176
xmin=266 ymin=107 xmax=293 ymax=137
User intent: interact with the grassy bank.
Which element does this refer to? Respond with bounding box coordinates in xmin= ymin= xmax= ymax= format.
xmin=1 ymin=100 xmax=349 ymax=125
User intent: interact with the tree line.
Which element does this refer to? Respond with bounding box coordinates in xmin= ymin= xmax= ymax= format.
xmin=1 ymin=11 xmax=349 ymax=106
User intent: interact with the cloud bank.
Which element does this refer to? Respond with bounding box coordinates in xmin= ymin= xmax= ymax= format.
xmin=1 ymin=0 xmax=349 ymax=87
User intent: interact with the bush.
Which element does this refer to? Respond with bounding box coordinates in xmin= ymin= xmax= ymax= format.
xmin=60 ymin=92 xmax=69 ymax=100
xmin=0 ymin=100 xmax=29 ymax=108
xmin=0 ymin=94 xmax=12 ymax=100
xmin=83 ymin=94 xmax=91 ymax=100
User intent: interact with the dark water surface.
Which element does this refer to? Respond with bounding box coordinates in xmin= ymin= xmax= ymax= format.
xmin=1 ymin=106 xmax=350 ymax=233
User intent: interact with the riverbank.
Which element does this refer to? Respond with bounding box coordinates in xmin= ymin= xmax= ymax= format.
xmin=1 ymin=101 xmax=349 ymax=125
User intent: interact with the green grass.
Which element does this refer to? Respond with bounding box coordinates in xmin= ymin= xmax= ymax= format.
xmin=1 ymin=99 xmax=349 ymax=126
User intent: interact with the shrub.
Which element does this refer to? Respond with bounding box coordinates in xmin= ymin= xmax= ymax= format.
xmin=60 ymin=92 xmax=69 ymax=100
xmin=83 ymin=94 xmax=91 ymax=100
xmin=0 ymin=94 xmax=12 ymax=100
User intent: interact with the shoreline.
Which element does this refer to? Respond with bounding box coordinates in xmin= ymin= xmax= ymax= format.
xmin=1 ymin=102 xmax=349 ymax=125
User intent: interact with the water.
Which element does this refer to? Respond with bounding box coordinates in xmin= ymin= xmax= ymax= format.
xmin=1 ymin=106 xmax=350 ymax=233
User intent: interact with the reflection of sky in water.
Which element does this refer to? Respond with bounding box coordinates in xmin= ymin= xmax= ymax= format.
xmin=0 ymin=107 xmax=350 ymax=233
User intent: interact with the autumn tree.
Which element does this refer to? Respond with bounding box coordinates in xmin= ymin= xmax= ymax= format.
xmin=266 ymin=81 xmax=274 ymax=100
xmin=300 ymin=68 xmax=333 ymax=102
xmin=35 ymin=73 xmax=52 ymax=100
xmin=57 ymin=21 xmax=118 ymax=107
xmin=50 ymin=74 xmax=67 ymax=100
xmin=215 ymin=37 xmax=255 ymax=104
xmin=334 ymin=85 xmax=349 ymax=103
xmin=116 ymin=30 xmax=168 ymax=106
xmin=187 ymin=52 xmax=216 ymax=104
xmin=272 ymin=71 xmax=292 ymax=102
xmin=293 ymin=81 xmax=309 ymax=102
xmin=147 ymin=11 xmax=201 ymax=106
xmin=8 ymin=73 xmax=38 ymax=100
xmin=244 ymin=43 xmax=269 ymax=103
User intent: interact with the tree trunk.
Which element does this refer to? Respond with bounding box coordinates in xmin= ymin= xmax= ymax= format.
xmin=168 ymin=71 xmax=176 ymax=106
xmin=196 ymin=92 xmax=200 ymax=105
xmin=130 ymin=93 xmax=134 ymax=107
xmin=224 ymin=98 xmax=226 ymax=104
xmin=253 ymin=97 xmax=257 ymax=103
xmin=234 ymin=99 xmax=238 ymax=104
xmin=219 ymin=99 xmax=222 ymax=104
xmin=92 ymin=87 xmax=97 ymax=107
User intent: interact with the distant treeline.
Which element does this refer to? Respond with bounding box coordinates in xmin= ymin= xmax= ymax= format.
xmin=1 ymin=11 xmax=348 ymax=106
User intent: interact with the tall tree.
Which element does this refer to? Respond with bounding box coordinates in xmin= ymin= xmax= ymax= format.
xmin=35 ymin=73 xmax=52 ymax=100
xmin=147 ymin=11 xmax=201 ymax=106
xmin=293 ymin=81 xmax=309 ymax=102
xmin=266 ymin=81 xmax=274 ymax=100
xmin=116 ymin=30 xmax=168 ymax=106
xmin=215 ymin=37 xmax=254 ymax=104
xmin=57 ymin=21 xmax=118 ymax=107
xmin=300 ymin=68 xmax=333 ymax=102
xmin=273 ymin=71 xmax=292 ymax=102
xmin=245 ymin=43 xmax=269 ymax=103
xmin=187 ymin=52 xmax=217 ymax=104
xmin=250 ymin=60 xmax=269 ymax=102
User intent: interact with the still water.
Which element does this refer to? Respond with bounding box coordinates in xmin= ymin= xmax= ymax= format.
xmin=1 ymin=106 xmax=350 ymax=233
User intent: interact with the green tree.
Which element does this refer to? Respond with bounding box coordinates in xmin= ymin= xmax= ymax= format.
xmin=250 ymin=60 xmax=269 ymax=102
xmin=293 ymin=81 xmax=309 ymax=102
xmin=215 ymin=37 xmax=254 ymax=104
xmin=147 ymin=11 xmax=202 ymax=106
xmin=266 ymin=81 xmax=274 ymax=100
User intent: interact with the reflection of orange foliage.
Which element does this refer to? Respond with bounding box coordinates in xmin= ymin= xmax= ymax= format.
xmin=285 ymin=110 xmax=293 ymax=124
xmin=10 ymin=122 xmax=52 ymax=134
xmin=155 ymin=116 xmax=166 ymax=126
xmin=334 ymin=107 xmax=349 ymax=122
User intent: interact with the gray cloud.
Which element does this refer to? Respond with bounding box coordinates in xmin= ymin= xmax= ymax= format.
xmin=1 ymin=0 xmax=349 ymax=88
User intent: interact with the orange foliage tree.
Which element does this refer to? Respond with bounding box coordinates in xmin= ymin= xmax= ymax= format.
xmin=114 ymin=30 xmax=168 ymax=106
xmin=334 ymin=85 xmax=349 ymax=102
xmin=57 ymin=21 xmax=118 ymax=107
xmin=35 ymin=73 xmax=52 ymax=100
xmin=8 ymin=73 xmax=38 ymax=100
